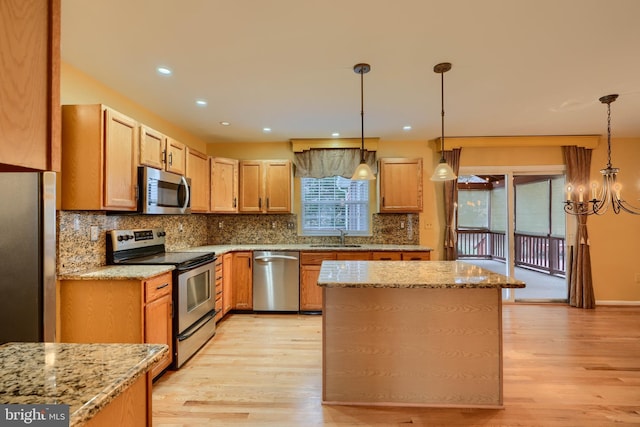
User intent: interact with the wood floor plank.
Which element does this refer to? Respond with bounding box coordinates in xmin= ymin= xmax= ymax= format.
xmin=153 ymin=305 xmax=640 ymax=426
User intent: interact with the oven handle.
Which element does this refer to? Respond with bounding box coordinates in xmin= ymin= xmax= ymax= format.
xmin=180 ymin=175 xmax=190 ymax=214
xmin=177 ymin=310 xmax=218 ymax=342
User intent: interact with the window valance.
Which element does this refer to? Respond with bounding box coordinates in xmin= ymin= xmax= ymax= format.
xmin=293 ymin=148 xmax=377 ymax=179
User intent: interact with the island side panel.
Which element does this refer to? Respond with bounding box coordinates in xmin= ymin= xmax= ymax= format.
xmin=322 ymin=287 xmax=503 ymax=408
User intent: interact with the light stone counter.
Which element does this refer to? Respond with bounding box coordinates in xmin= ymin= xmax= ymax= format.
xmin=185 ymin=243 xmax=433 ymax=255
xmin=0 ymin=342 xmax=167 ymax=426
xmin=319 ymin=260 xmax=524 ymax=409
xmin=58 ymin=265 xmax=175 ymax=281
xmin=317 ymin=260 xmax=525 ymax=289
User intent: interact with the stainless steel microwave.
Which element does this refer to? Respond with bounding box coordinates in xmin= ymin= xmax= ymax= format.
xmin=138 ymin=166 xmax=191 ymax=214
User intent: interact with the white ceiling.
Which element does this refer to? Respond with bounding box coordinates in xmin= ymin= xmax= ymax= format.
xmin=61 ymin=0 xmax=640 ymax=145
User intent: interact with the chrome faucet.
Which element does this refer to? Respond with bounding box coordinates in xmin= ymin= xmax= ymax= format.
xmin=338 ymin=229 xmax=347 ymax=245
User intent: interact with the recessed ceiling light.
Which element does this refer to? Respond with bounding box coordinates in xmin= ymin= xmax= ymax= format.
xmin=331 ymin=132 xmax=340 ymax=137
xmin=403 ymin=125 xmax=412 ymax=131
xmin=195 ymin=99 xmax=208 ymax=107
xmin=263 ymin=127 xmax=272 ymax=133
xmin=156 ymin=66 xmax=172 ymax=76
xmin=220 ymin=121 xmax=230 ymax=126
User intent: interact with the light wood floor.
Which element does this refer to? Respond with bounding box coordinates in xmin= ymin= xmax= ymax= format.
xmin=152 ymin=305 xmax=640 ymax=426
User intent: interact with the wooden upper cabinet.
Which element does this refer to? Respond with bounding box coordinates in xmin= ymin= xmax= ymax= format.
xmin=139 ymin=125 xmax=166 ymax=169
xmin=0 ymin=0 xmax=61 ymax=172
xmin=165 ymin=137 xmax=186 ymax=175
xmin=239 ymin=160 xmax=291 ymax=213
xmin=62 ymin=104 xmax=138 ymax=210
xmin=239 ymin=160 xmax=264 ymax=213
xmin=379 ymin=158 xmax=423 ymax=213
xmin=186 ymin=147 xmax=210 ymax=213
xmin=264 ymin=160 xmax=291 ymax=213
xmin=210 ymin=157 xmax=239 ymax=213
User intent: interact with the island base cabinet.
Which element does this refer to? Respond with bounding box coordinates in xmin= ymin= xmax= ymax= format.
xmin=83 ymin=374 xmax=150 ymax=427
xmin=322 ymin=287 xmax=503 ymax=408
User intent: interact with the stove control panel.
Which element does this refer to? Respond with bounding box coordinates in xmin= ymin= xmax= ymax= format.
xmin=107 ymin=228 xmax=166 ymax=252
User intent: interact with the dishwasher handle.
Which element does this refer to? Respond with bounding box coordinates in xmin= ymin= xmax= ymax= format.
xmin=254 ymin=255 xmax=298 ymax=262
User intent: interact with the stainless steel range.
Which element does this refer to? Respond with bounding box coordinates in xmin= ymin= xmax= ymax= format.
xmin=107 ymin=228 xmax=217 ymax=368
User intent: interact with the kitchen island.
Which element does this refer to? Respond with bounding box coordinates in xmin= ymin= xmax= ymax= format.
xmin=317 ymin=260 xmax=525 ymax=408
xmin=0 ymin=342 xmax=167 ymax=426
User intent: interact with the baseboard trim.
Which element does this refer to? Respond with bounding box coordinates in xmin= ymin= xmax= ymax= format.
xmin=596 ymin=300 xmax=640 ymax=306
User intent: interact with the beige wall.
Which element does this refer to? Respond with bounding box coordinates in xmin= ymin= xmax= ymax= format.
xmin=61 ymin=63 xmax=640 ymax=303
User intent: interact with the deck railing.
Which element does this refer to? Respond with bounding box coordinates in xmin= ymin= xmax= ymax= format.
xmin=457 ymin=229 xmax=565 ymax=277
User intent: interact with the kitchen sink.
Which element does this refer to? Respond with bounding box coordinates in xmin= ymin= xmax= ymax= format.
xmin=309 ymin=244 xmax=362 ymax=248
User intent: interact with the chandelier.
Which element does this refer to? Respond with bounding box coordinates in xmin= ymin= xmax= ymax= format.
xmin=564 ymin=94 xmax=640 ymax=215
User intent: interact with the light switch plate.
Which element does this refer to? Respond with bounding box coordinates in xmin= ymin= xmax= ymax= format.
xmin=90 ymin=226 xmax=99 ymax=241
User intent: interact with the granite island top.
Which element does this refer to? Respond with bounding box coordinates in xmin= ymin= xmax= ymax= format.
xmin=318 ymin=260 xmax=526 ymax=289
xmin=0 ymin=342 xmax=167 ymax=427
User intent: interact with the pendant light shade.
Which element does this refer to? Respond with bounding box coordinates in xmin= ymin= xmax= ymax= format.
xmin=430 ymin=62 xmax=457 ymax=182
xmin=351 ymin=63 xmax=376 ymax=181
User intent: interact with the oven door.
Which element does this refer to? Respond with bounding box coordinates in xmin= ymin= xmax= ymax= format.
xmin=177 ymin=261 xmax=216 ymax=333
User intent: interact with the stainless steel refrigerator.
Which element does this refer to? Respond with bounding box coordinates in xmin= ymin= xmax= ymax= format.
xmin=0 ymin=172 xmax=56 ymax=343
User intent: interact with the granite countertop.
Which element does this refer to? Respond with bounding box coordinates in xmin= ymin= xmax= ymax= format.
xmin=59 ymin=244 xmax=432 ymax=280
xmin=317 ymin=260 xmax=526 ymax=289
xmin=184 ymin=243 xmax=433 ymax=254
xmin=58 ymin=265 xmax=175 ymax=281
xmin=0 ymin=342 xmax=167 ymax=427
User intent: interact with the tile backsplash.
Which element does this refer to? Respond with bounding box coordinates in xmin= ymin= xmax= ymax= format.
xmin=57 ymin=211 xmax=418 ymax=275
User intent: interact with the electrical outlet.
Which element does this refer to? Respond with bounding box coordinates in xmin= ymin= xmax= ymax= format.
xmin=218 ymin=221 xmax=223 ymax=229
xmin=287 ymin=222 xmax=295 ymax=229
xmin=424 ymin=223 xmax=433 ymax=230
xmin=271 ymin=221 xmax=276 ymax=229
xmin=400 ymin=221 xmax=405 ymax=229
xmin=178 ymin=223 xmax=184 ymax=232
xmin=90 ymin=226 xmax=99 ymax=241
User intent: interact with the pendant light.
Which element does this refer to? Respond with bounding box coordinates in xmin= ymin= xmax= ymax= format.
xmin=430 ymin=62 xmax=457 ymax=181
xmin=351 ymin=63 xmax=376 ymax=181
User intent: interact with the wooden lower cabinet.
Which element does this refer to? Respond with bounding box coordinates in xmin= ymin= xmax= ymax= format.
xmin=232 ymin=251 xmax=253 ymax=310
xmin=59 ymin=272 xmax=173 ymax=379
xmin=300 ymin=252 xmax=336 ymax=312
xmin=214 ymin=256 xmax=223 ymax=321
xmin=222 ymin=253 xmax=234 ymax=315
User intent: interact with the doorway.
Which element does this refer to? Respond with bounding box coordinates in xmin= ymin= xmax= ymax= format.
xmin=456 ymin=166 xmax=568 ymax=302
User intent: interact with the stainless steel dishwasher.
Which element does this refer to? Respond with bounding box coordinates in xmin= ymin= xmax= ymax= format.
xmin=253 ymin=251 xmax=300 ymax=311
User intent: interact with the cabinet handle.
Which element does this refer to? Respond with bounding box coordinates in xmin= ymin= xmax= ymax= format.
xmin=156 ymin=283 xmax=170 ymax=290
xmin=169 ymin=152 xmax=173 ymax=166
xmin=266 ymin=198 xmax=270 ymax=209
xmin=248 ymin=258 xmax=251 ymax=269
xmin=233 ymin=197 xmax=237 ymax=208
xmin=382 ymin=196 xmax=385 ymax=207
xmin=258 ymin=198 xmax=262 ymax=209
xmin=162 ymin=150 xmax=167 ymax=164
xmin=380 ymin=257 xmax=392 ymax=260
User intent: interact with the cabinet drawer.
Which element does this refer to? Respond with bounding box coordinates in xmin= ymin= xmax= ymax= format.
xmin=371 ymin=252 xmax=402 ymax=261
xmin=336 ymin=251 xmax=372 ymax=260
xmin=145 ymin=273 xmax=172 ymax=302
xmin=401 ymin=251 xmax=431 ymax=261
xmin=300 ymin=252 xmax=337 ymax=265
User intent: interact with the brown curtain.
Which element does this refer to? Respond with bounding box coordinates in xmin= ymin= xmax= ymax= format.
xmin=562 ymin=146 xmax=596 ymax=308
xmin=442 ymin=148 xmax=461 ymax=260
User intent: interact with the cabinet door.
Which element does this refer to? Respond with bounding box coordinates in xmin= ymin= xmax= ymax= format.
xmin=264 ymin=160 xmax=291 ymax=213
xmin=139 ymin=125 xmax=165 ymax=169
xmin=300 ymin=265 xmax=323 ymax=311
xmin=379 ymin=158 xmax=423 ymax=213
xmin=186 ymin=148 xmax=210 ymax=212
xmin=165 ymin=137 xmax=186 ymax=175
xmin=210 ymin=157 xmax=239 ymax=213
xmin=232 ymin=252 xmax=253 ymax=310
xmin=222 ymin=253 xmax=234 ymax=315
xmin=0 ymin=0 xmax=60 ymax=172
xmin=145 ymin=293 xmax=172 ymax=378
xmin=103 ymin=108 xmax=138 ymax=210
xmin=239 ymin=161 xmax=263 ymax=212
